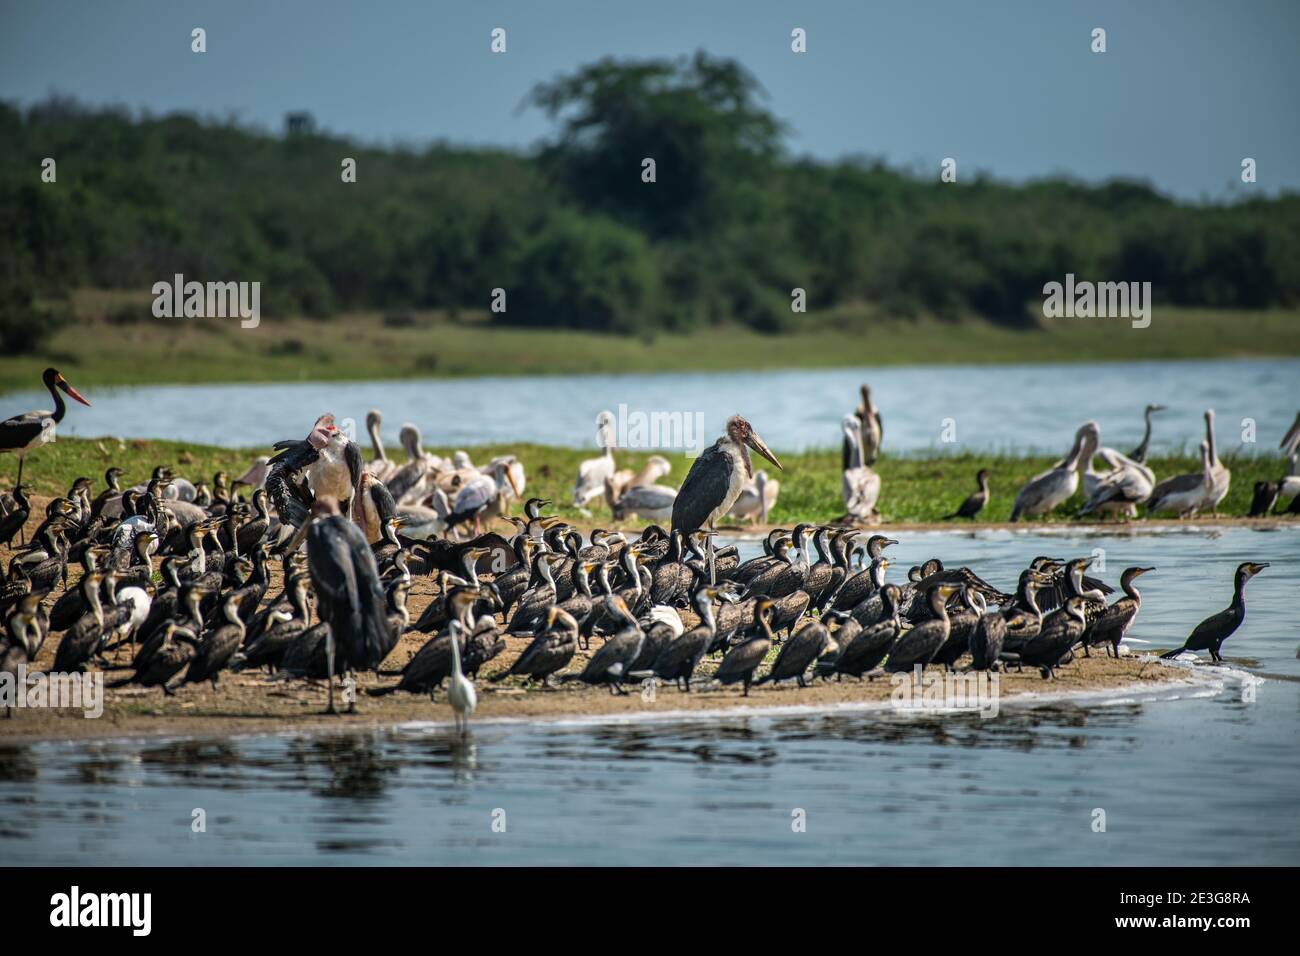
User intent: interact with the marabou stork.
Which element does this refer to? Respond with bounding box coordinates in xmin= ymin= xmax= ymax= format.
xmin=266 ymin=414 xmax=363 ymax=552
xmin=305 ymin=496 xmax=390 ymax=713
xmin=671 ymin=415 xmax=782 ymax=583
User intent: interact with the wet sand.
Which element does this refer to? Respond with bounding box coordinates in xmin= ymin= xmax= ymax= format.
xmin=0 ymin=499 xmax=1205 ymax=743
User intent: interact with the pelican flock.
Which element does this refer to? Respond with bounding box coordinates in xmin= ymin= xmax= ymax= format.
xmin=0 ymin=365 xmax=1292 ymax=730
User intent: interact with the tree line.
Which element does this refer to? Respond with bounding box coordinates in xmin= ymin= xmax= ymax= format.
xmin=3 ymin=52 xmax=1297 ymax=353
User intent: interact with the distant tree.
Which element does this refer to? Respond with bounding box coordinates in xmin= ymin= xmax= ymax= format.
xmin=527 ymin=52 xmax=784 ymax=238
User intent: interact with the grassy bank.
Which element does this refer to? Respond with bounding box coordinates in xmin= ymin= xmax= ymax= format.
xmin=3 ymin=436 xmax=1288 ymax=526
xmin=2 ymin=293 xmax=1298 ymax=392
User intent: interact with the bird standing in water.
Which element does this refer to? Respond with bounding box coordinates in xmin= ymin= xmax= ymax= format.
xmin=446 ymin=619 xmax=477 ymax=735
xmin=1162 ymin=562 xmax=1268 ymax=662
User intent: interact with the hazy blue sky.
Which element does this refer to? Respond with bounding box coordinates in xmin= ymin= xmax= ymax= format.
xmin=3 ymin=0 xmax=1297 ymax=200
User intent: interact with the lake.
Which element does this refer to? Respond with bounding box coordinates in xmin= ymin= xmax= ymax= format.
xmin=5 ymin=357 xmax=1297 ymax=454
xmin=3 ymin=525 xmax=1297 ymax=865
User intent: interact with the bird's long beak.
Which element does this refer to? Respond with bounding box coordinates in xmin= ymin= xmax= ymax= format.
xmin=504 ymin=468 xmax=521 ymax=499
xmin=745 ymin=431 xmax=783 ymax=471
xmin=57 ymin=375 xmax=91 ymax=407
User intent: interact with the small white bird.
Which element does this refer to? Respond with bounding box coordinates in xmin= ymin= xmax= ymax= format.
xmin=446 ymin=619 xmax=477 ymax=736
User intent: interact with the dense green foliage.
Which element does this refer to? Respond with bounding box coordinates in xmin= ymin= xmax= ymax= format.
xmin=3 ymin=53 xmax=1298 ymax=350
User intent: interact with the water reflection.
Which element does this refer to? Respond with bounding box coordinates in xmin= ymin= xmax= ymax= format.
xmin=2 ymin=525 xmax=1296 ymax=865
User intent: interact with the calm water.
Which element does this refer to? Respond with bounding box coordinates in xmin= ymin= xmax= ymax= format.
xmin=3 ymin=526 xmax=1297 ymax=866
xmin=8 ymin=358 xmax=1297 ymax=454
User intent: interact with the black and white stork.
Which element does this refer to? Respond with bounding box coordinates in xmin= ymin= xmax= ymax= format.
xmin=2 ymin=368 xmax=91 ymax=488
xmin=671 ymin=415 xmax=782 ymax=583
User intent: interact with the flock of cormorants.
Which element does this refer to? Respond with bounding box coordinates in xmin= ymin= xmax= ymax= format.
xmin=0 ymin=369 xmax=1275 ymax=729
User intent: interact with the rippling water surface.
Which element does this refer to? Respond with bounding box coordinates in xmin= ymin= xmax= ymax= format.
xmin=2 ymin=526 xmax=1298 ymax=865
xmin=7 ymin=358 xmax=1296 ymax=453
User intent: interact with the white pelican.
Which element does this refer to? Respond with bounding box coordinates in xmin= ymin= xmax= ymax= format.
xmin=448 ymin=459 xmax=521 ymax=536
xmin=386 ymin=424 xmax=441 ymax=504
xmin=604 ymin=454 xmax=670 ymax=511
xmin=491 ymin=454 xmax=527 ymax=510
xmin=728 ymin=469 xmax=779 ymax=524
xmin=446 ymin=619 xmax=477 ymax=735
xmin=572 ymin=410 xmax=617 ymax=509
xmin=363 ymin=410 xmax=396 ymax=480
xmin=611 ymin=481 xmax=677 ymax=522
xmin=1077 ymin=447 xmax=1155 ymax=518
xmin=1146 ymin=441 xmax=1212 ymax=517
xmin=1010 ymin=422 xmax=1094 ymax=521
xmin=841 ymin=414 xmax=881 ymax=522
xmin=1203 ymin=409 xmax=1231 ymax=513
xmin=235 ymin=457 xmax=271 ymax=490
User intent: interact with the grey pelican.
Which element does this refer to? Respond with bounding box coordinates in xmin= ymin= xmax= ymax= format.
xmin=841 ymin=414 xmax=881 ymax=522
xmin=387 ymin=424 xmax=442 ymax=503
xmin=573 ymin=410 xmax=618 ymax=509
xmin=1077 ymin=448 xmax=1155 ymax=519
xmin=1145 ymin=440 xmax=1212 ymax=517
xmin=1127 ymin=404 xmax=1166 ymax=464
xmin=611 ymin=480 xmax=677 ymax=522
xmin=1 ymin=368 xmax=91 ymax=490
xmin=233 ymin=457 xmax=270 ymax=492
xmin=447 ymin=458 xmax=521 ymax=537
xmin=842 ymin=384 xmax=882 ymax=469
xmin=491 ymin=454 xmax=527 ymax=509
xmin=363 ymin=410 xmax=397 ymax=480
xmin=672 ymin=415 xmax=782 ymax=582
xmin=605 ymin=454 xmax=673 ymax=511
xmin=266 ymin=414 xmax=364 ymax=551
xmin=1203 ymin=409 xmax=1231 ymax=513
xmin=728 ymin=469 xmax=778 ymax=524
xmin=1161 ymin=562 xmax=1268 ymax=662
xmin=305 ymin=496 xmax=391 ymax=713
xmin=1009 ymin=422 xmax=1094 ymax=521
xmin=943 ymin=469 xmax=989 ymax=520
